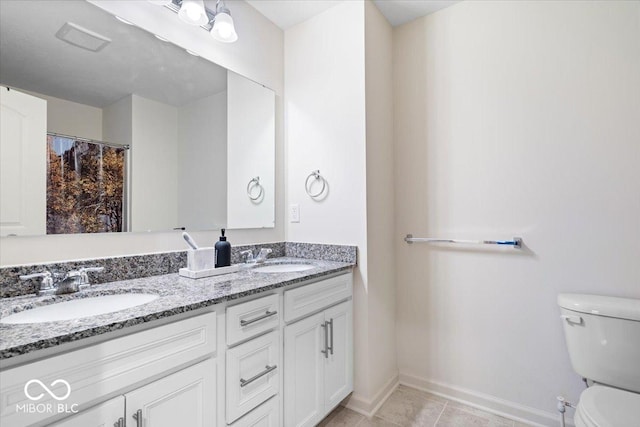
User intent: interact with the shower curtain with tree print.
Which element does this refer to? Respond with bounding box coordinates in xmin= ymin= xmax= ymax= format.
xmin=46 ymin=135 xmax=125 ymax=234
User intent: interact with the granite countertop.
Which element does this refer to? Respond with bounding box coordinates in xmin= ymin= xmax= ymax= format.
xmin=0 ymin=257 xmax=353 ymax=359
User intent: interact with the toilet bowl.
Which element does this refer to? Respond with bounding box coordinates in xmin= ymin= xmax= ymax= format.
xmin=558 ymin=293 xmax=640 ymax=427
xmin=573 ymin=385 xmax=640 ymax=427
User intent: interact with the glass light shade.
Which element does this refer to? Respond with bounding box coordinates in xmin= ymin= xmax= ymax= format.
xmin=210 ymin=12 xmax=238 ymax=43
xmin=178 ymin=0 xmax=209 ymax=26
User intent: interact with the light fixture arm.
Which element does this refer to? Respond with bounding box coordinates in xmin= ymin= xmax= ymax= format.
xmin=215 ymin=0 xmax=231 ymax=17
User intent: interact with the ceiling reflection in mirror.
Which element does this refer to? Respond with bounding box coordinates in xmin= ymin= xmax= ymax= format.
xmin=0 ymin=0 xmax=275 ymax=237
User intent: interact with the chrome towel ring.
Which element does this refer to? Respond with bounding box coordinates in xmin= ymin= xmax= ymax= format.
xmin=305 ymin=170 xmax=326 ymax=198
xmin=247 ymin=176 xmax=263 ymax=201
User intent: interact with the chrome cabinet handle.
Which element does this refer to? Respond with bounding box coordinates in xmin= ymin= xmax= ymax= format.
xmin=114 ymin=417 xmax=124 ymax=427
xmin=240 ymin=310 xmax=278 ymax=327
xmin=132 ymin=409 xmax=142 ymax=427
xmin=328 ymin=318 xmax=334 ymax=355
xmin=240 ymin=364 xmax=277 ymax=387
xmin=321 ymin=321 xmax=329 ymax=358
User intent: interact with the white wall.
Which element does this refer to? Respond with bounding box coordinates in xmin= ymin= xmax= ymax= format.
xmin=1 ymin=0 xmax=284 ymax=266
xmin=23 ymin=90 xmax=103 ymax=141
xmin=178 ymin=91 xmax=227 ymax=230
xmin=131 ymin=95 xmax=178 ymax=232
xmin=285 ymin=0 xmax=399 ymax=413
xmin=284 ymin=0 xmax=369 ymax=403
xmin=394 ymin=1 xmax=640 ymax=425
xmin=362 ymin=0 xmax=397 ymax=412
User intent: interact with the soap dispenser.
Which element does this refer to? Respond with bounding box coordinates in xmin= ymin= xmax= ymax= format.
xmin=215 ymin=229 xmax=231 ymax=268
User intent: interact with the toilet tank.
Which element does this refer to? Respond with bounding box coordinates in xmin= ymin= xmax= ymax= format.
xmin=558 ymin=293 xmax=640 ymax=393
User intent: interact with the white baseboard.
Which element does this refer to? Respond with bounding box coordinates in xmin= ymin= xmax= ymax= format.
xmin=399 ymin=372 xmax=574 ymax=427
xmin=345 ymin=373 xmax=399 ymax=417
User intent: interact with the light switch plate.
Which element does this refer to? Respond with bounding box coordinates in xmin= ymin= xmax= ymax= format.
xmin=289 ymin=204 xmax=300 ymax=223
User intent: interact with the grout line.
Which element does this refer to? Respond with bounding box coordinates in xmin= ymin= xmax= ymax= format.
xmin=432 ymin=401 xmax=448 ymax=427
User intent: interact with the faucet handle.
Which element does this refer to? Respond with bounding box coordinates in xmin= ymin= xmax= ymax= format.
xmin=19 ymin=271 xmax=52 ymax=281
xmin=78 ymin=266 xmax=104 ymax=285
xmin=240 ymin=250 xmax=255 ymax=263
xmin=20 ymin=271 xmax=54 ymax=291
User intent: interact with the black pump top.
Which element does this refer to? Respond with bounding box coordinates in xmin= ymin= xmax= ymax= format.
xmin=219 ymin=228 xmax=227 ymax=241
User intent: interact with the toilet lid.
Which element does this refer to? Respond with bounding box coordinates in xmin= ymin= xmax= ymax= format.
xmin=577 ymin=386 xmax=640 ymax=427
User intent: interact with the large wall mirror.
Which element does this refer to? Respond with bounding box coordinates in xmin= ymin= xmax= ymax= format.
xmin=0 ymin=0 xmax=275 ymax=237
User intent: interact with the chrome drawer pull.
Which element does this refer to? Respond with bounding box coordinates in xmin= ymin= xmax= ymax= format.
xmin=240 ymin=364 xmax=277 ymax=387
xmin=240 ymin=310 xmax=278 ymax=327
xmin=328 ymin=318 xmax=334 ymax=355
xmin=132 ymin=409 xmax=142 ymax=427
xmin=321 ymin=322 xmax=329 ymax=358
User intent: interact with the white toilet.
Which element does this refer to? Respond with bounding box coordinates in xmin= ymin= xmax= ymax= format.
xmin=558 ymin=293 xmax=640 ymax=427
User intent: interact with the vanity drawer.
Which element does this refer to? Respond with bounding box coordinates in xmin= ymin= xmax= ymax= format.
xmin=284 ymin=273 xmax=352 ymax=322
xmin=227 ymin=294 xmax=279 ymax=346
xmin=226 ymin=331 xmax=279 ymax=424
xmin=230 ymin=396 xmax=279 ymax=427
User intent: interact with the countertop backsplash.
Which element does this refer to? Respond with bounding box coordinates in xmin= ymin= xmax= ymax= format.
xmin=0 ymin=242 xmax=356 ymax=298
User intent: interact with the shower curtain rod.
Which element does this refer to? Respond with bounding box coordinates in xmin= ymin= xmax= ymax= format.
xmin=48 ymin=132 xmax=130 ymax=150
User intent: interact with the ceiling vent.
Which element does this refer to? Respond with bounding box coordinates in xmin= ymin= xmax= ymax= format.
xmin=55 ymin=22 xmax=111 ymax=52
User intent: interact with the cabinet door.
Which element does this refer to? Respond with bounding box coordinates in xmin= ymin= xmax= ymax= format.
xmin=324 ymin=301 xmax=353 ymax=411
xmin=125 ymin=358 xmax=216 ymax=427
xmin=284 ymin=312 xmax=325 ymax=427
xmin=49 ymin=396 xmax=124 ymax=427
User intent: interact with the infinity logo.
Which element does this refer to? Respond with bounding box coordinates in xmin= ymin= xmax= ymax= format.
xmin=24 ymin=379 xmax=71 ymax=401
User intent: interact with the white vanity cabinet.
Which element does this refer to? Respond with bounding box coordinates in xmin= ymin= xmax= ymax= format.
xmin=125 ymin=358 xmax=215 ymax=427
xmin=0 ymin=312 xmax=216 ymax=427
xmin=49 ymin=396 xmax=125 ymax=427
xmin=0 ymin=270 xmax=353 ymax=427
xmin=283 ymin=274 xmax=353 ymax=427
xmin=51 ymin=358 xmax=215 ymax=427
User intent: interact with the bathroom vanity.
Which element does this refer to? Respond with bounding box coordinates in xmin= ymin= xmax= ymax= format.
xmin=0 ymin=258 xmax=354 ymax=427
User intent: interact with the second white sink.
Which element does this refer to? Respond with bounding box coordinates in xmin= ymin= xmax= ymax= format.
xmin=253 ymin=264 xmax=315 ymax=273
xmin=0 ymin=293 xmax=159 ymax=324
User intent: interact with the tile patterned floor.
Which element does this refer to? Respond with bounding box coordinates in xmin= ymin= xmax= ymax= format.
xmin=319 ymin=385 xmax=532 ymax=427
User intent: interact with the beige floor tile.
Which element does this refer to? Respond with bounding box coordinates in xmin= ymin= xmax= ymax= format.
xmin=318 ymin=406 xmax=365 ymax=427
xmin=395 ymin=385 xmax=450 ymax=404
xmin=359 ymin=416 xmax=403 ymax=426
xmin=443 ymin=401 xmax=513 ymax=426
xmin=435 ymin=406 xmax=513 ymax=427
xmin=375 ymin=387 xmax=446 ymax=426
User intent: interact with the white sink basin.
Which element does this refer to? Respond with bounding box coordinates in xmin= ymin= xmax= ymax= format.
xmin=253 ymin=264 xmax=315 ymax=273
xmin=0 ymin=293 xmax=159 ymax=324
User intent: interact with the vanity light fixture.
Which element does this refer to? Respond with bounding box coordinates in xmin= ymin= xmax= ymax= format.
xmin=210 ymin=0 xmax=238 ymax=43
xmin=178 ymin=0 xmax=209 ymax=26
xmin=148 ymin=0 xmax=238 ymax=43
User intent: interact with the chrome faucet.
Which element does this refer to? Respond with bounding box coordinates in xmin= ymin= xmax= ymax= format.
xmin=20 ymin=267 xmax=104 ymax=296
xmin=255 ymin=248 xmax=272 ymax=263
xmin=240 ymin=248 xmax=273 ymax=264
